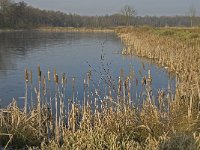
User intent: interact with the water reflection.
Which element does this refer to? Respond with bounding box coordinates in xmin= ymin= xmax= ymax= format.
xmin=0 ymin=31 xmax=175 ymax=107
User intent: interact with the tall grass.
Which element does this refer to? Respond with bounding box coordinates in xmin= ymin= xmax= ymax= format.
xmin=117 ymin=26 xmax=200 ymax=148
xmin=0 ymin=65 xmax=198 ymax=150
xmin=0 ymin=27 xmax=200 ymax=149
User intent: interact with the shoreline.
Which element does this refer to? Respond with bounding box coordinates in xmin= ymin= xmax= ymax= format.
xmin=0 ymin=27 xmax=115 ymax=33
xmin=36 ymin=27 xmax=115 ymax=33
xmin=0 ymin=26 xmax=200 ymax=149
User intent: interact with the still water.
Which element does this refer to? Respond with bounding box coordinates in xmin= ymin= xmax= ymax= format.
xmin=0 ymin=31 xmax=175 ymax=107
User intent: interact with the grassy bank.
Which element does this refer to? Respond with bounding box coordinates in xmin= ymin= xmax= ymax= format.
xmin=37 ymin=27 xmax=115 ymax=33
xmin=117 ymin=27 xmax=200 ymax=90
xmin=0 ymin=27 xmax=200 ymax=149
xmin=117 ymin=26 xmax=200 ymax=148
xmin=0 ymin=27 xmax=115 ymax=33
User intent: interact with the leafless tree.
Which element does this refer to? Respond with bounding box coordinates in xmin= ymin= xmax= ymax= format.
xmin=188 ymin=5 xmax=197 ymax=27
xmin=121 ymin=5 xmax=137 ymax=26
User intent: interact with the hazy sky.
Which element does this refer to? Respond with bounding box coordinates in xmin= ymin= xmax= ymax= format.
xmin=15 ymin=0 xmax=200 ymax=16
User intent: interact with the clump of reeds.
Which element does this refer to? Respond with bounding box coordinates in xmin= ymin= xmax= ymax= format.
xmin=117 ymin=26 xmax=200 ymax=148
xmin=0 ymin=63 xmax=199 ymax=150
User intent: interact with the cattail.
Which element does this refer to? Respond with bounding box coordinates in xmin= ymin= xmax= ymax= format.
xmin=24 ymin=68 xmax=28 ymax=116
xmin=147 ymin=69 xmax=152 ymax=85
xmin=38 ymin=65 xmax=41 ymax=82
xmin=55 ymin=74 xmax=58 ymax=84
xmin=142 ymin=76 xmax=147 ymax=86
xmin=72 ymin=77 xmax=75 ymax=103
xmin=117 ymin=76 xmax=122 ymax=111
xmin=30 ymin=70 xmax=33 ymax=108
xmin=118 ymin=76 xmax=122 ymax=95
xmin=126 ymin=77 xmax=131 ymax=106
xmin=72 ymin=103 xmax=75 ymax=133
xmin=37 ymin=65 xmax=42 ymax=136
xmin=88 ymin=70 xmax=92 ymax=81
xmin=83 ymin=78 xmax=87 ymax=114
xmin=25 ymin=68 xmax=29 ymax=83
xmin=54 ymin=72 xmax=59 ymax=143
xmin=42 ymin=75 xmax=47 ymax=103
xmin=54 ymin=68 xmax=57 ymax=82
xmin=62 ymin=73 xmax=66 ymax=85
xmin=47 ymin=69 xmax=50 ymax=81
xmin=142 ymin=62 xmax=146 ymax=70
xmin=30 ymin=70 xmax=33 ymax=85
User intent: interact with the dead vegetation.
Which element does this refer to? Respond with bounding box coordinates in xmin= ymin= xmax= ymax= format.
xmin=0 ymin=27 xmax=200 ymax=149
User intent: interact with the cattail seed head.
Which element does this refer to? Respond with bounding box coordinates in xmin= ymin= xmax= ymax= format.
xmin=147 ymin=69 xmax=152 ymax=85
xmin=25 ymin=68 xmax=29 ymax=82
xmin=72 ymin=77 xmax=75 ymax=85
xmin=55 ymin=74 xmax=59 ymax=84
xmin=42 ymin=75 xmax=46 ymax=95
xmin=62 ymin=73 xmax=66 ymax=85
xmin=142 ymin=62 xmax=146 ymax=70
xmin=38 ymin=65 xmax=41 ymax=81
xmin=142 ymin=76 xmax=147 ymax=85
xmin=30 ymin=70 xmax=33 ymax=84
xmin=87 ymin=70 xmax=92 ymax=81
xmin=84 ymin=79 xmax=86 ymax=85
xmin=48 ymin=69 xmax=50 ymax=81
xmin=54 ymin=69 xmax=57 ymax=82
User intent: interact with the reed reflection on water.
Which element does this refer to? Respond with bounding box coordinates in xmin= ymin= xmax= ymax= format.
xmin=0 ymin=31 xmax=175 ymax=107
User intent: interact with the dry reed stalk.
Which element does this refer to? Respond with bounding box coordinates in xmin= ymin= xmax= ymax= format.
xmin=37 ymin=65 xmax=42 ymax=136
xmin=59 ymin=73 xmax=66 ymax=138
xmin=87 ymin=71 xmax=91 ymax=107
xmin=30 ymin=70 xmax=33 ymax=108
xmin=47 ymin=69 xmax=53 ymax=139
xmin=83 ymin=79 xmax=87 ymax=116
xmin=42 ymin=75 xmax=47 ymax=106
xmin=188 ymin=89 xmax=194 ymax=120
xmin=54 ymin=69 xmax=59 ymax=143
xmin=72 ymin=77 xmax=75 ymax=133
xmin=107 ymin=85 xmax=111 ymax=112
xmin=24 ymin=68 xmax=29 ymax=116
xmin=117 ymin=76 xmax=122 ymax=112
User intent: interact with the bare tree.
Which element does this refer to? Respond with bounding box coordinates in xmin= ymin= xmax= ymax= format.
xmin=0 ymin=0 xmax=12 ymax=11
xmin=188 ymin=5 xmax=196 ymax=27
xmin=121 ymin=5 xmax=137 ymax=26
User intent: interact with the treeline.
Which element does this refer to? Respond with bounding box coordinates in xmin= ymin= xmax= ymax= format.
xmin=0 ymin=0 xmax=199 ymax=29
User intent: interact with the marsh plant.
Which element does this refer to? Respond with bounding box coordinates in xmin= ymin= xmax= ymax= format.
xmin=0 ymin=63 xmax=197 ymax=150
xmin=0 ymin=27 xmax=200 ymax=149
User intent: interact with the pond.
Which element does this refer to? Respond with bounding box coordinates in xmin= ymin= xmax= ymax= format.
xmin=0 ymin=31 xmax=175 ymax=107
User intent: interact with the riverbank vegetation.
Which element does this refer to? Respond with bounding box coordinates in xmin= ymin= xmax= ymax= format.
xmin=0 ymin=27 xmax=199 ymax=149
xmin=117 ymin=26 xmax=200 ymax=148
xmin=37 ymin=27 xmax=114 ymax=33
xmin=0 ymin=0 xmax=200 ymax=149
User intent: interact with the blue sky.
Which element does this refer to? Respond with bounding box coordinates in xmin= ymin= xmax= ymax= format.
xmin=15 ymin=0 xmax=200 ymax=16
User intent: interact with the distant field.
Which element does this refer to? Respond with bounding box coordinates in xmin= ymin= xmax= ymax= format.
xmin=150 ymin=27 xmax=200 ymax=41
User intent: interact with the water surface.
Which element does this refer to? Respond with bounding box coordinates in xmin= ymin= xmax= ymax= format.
xmin=0 ymin=31 xmax=175 ymax=107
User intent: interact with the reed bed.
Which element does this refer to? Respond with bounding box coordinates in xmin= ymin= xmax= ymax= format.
xmin=0 ymin=27 xmax=200 ymax=149
xmin=116 ymin=26 xmax=200 ymax=149
xmin=0 ymin=63 xmax=199 ymax=150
